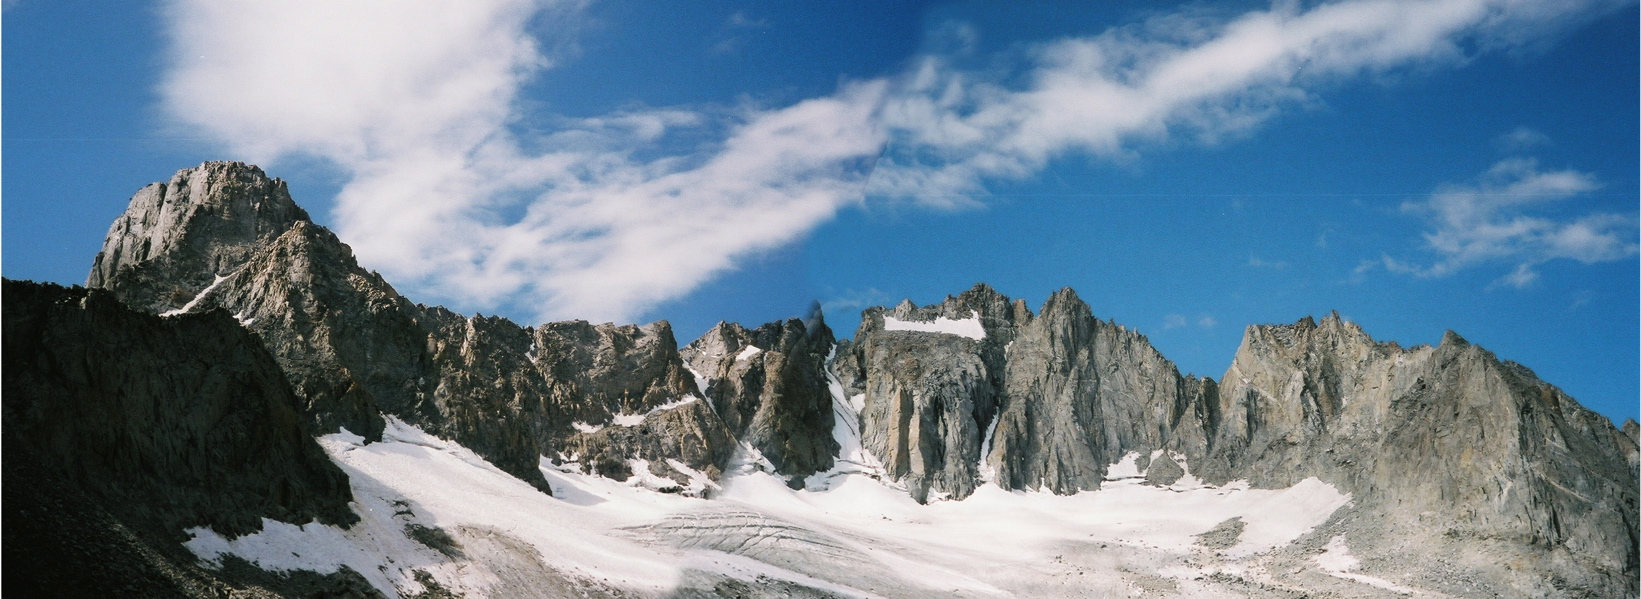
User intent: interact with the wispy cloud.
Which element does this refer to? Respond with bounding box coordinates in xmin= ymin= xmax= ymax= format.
xmin=163 ymin=0 xmax=883 ymax=322
xmin=160 ymin=0 xmax=1623 ymax=323
xmin=1163 ymin=313 xmax=1216 ymax=329
xmin=865 ymin=0 xmax=1624 ymax=203
xmin=1379 ymin=157 xmax=1636 ymax=287
xmin=821 ymin=288 xmax=893 ymax=318
xmin=1247 ymin=255 xmax=1287 ymax=269
xmin=711 ymin=11 xmax=771 ymax=56
xmin=1497 ymin=126 xmax=1552 ymax=152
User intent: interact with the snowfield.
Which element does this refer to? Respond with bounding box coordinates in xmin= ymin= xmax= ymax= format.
xmin=184 ymin=363 xmax=1382 ymax=598
xmin=882 ymin=312 xmax=987 ymax=340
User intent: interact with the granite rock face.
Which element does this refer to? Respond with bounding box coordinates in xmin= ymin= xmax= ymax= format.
xmin=87 ymin=162 xmax=310 ymax=314
xmin=841 ymin=287 xmax=1637 ymax=596
xmin=3 ymin=280 xmax=356 ymax=536
xmin=1200 ymin=314 xmax=1638 ymax=596
xmin=834 ymin=284 xmax=1213 ymax=501
xmin=680 ymin=306 xmax=839 ymax=484
xmin=3 ymin=279 xmax=363 ymax=597
xmin=86 ymin=162 xmax=735 ymax=493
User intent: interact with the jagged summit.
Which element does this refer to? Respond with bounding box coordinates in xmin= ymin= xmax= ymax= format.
xmin=84 ymin=161 xmax=731 ymax=495
xmin=88 ymin=162 xmax=311 ymax=313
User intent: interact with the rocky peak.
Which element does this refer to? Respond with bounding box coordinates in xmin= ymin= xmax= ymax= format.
xmin=682 ymin=312 xmax=838 ymax=483
xmin=87 ymin=162 xmax=309 ymax=312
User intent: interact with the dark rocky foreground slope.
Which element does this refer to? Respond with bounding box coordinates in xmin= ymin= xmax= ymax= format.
xmin=10 ymin=160 xmax=1635 ymax=597
xmin=3 ymin=280 xmax=370 ymax=597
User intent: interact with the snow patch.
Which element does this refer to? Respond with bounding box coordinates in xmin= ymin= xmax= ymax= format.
xmin=665 ymin=458 xmax=722 ymax=496
xmin=186 ymin=417 xmax=700 ymax=597
xmin=735 ymin=345 xmax=763 ymax=361
xmin=976 ymin=413 xmax=1001 ymax=484
xmin=161 ymin=273 xmax=232 ymax=316
xmin=1104 ymin=451 xmax=1145 ymax=480
xmin=1315 ymin=535 xmax=1413 ymax=594
xmin=578 ymin=396 xmax=702 ymax=432
xmin=625 ymin=458 xmax=684 ymax=492
xmin=883 ymin=312 xmax=986 ymax=340
xmin=805 ymin=348 xmax=891 ymax=491
xmin=727 ymin=440 xmax=785 ymax=479
xmin=684 ymin=363 xmax=712 ymax=400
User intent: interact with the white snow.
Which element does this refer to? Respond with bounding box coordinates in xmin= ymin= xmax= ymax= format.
xmin=805 ymin=347 xmax=890 ymax=491
xmin=1314 ymin=535 xmax=1414 ymax=594
xmin=665 ymin=458 xmax=722 ymax=496
xmin=187 ymin=417 xmax=698 ymax=597
xmin=684 ymin=363 xmax=712 ymax=400
xmin=735 ymin=345 xmax=763 ymax=361
xmin=183 ymin=392 xmax=1359 ymax=597
xmin=1104 ymin=451 xmax=1146 ymax=480
xmin=975 ymin=412 xmax=1001 ymax=483
xmin=161 ymin=273 xmax=232 ymax=316
xmin=883 ymin=312 xmax=986 ymax=340
xmin=579 ymin=396 xmax=702 ymax=431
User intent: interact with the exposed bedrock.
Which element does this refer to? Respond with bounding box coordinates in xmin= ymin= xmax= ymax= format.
xmin=681 ymin=304 xmax=840 ymax=484
xmin=3 ymin=279 xmax=364 ymax=597
xmin=834 ymin=283 xmax=1215 ymax=501
xmin=87 ymin=162 xmax=736 ymax=492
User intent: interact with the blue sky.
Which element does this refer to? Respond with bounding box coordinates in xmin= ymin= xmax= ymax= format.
xmin=5 ymin=0 xmax=1637 ymax=424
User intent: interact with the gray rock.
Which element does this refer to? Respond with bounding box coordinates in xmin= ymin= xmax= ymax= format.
xmin=86 ymin=162 xmax=736 ymax=493
xmin=3 ymin=279 xmax=356 ymax=536
xmin=838 ymin=284 xmax=1023 ymax=501
xmin=87 ymin=161 xmax=310 ymax=313
xmin=3 ymin=279 xmax=364 ymax=597
xmin=680 ymin=304 xmax=838 ymax=484
xmin=1195 ymin=517 xmax=1246 ymax=550
xmin=839 ymin=284 xmax=1213 ymax=500
xmin=1142 ymin=453 xmax=1184 ymax=486
xmin=991 ymin=288 xmax=1214 ymax=495
xmin=1200 ymin=313 xmax=1639 ymax=596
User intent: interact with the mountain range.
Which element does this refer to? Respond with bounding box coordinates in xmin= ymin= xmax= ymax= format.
xmin=5 ymin=161 xmax=1636 ymax=598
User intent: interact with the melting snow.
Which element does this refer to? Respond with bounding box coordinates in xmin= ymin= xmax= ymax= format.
xmin=684 ymin=363 xmax=712 ymax=399
xmin=883 ymin=312 xmax=986 ymax=340
xmin=1315 ymin=535 xmax=1413 ymax=594
xmin=578 ymin=396 xmax=702 ymax=432
xmin=976 ymin=413 xmax=1001 ymax=484
xmin=161 ymin=273 xmax=232 ymax=316
xmin=184 ymin=385 xmax=1357 ymax=597
xmin=805 ymin=347 xmax=890 ymax=491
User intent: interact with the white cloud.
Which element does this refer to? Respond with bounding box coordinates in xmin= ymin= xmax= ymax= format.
xmin=1248 ymin=255 xmax=1288 ymax=268
xmin=1197 ymin=314 xmax=1218 ymax=328
xmin=1498 ymin=126 xmax=1552 ymax=152
xmin=160 ymin=0 xmax=1622 ymax=323
xmin=1163 ymin=313 xmax=1189 ymax=329
xmin=822 ymin=288 xmax=893 ymax=318
xmin=1382 ymin=157 xmax=1636 ymax=287
xmin=163 ymin=0 xmax=884 ymax=323
xmin=865 ymin=0 xmax=1621 ymax=203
